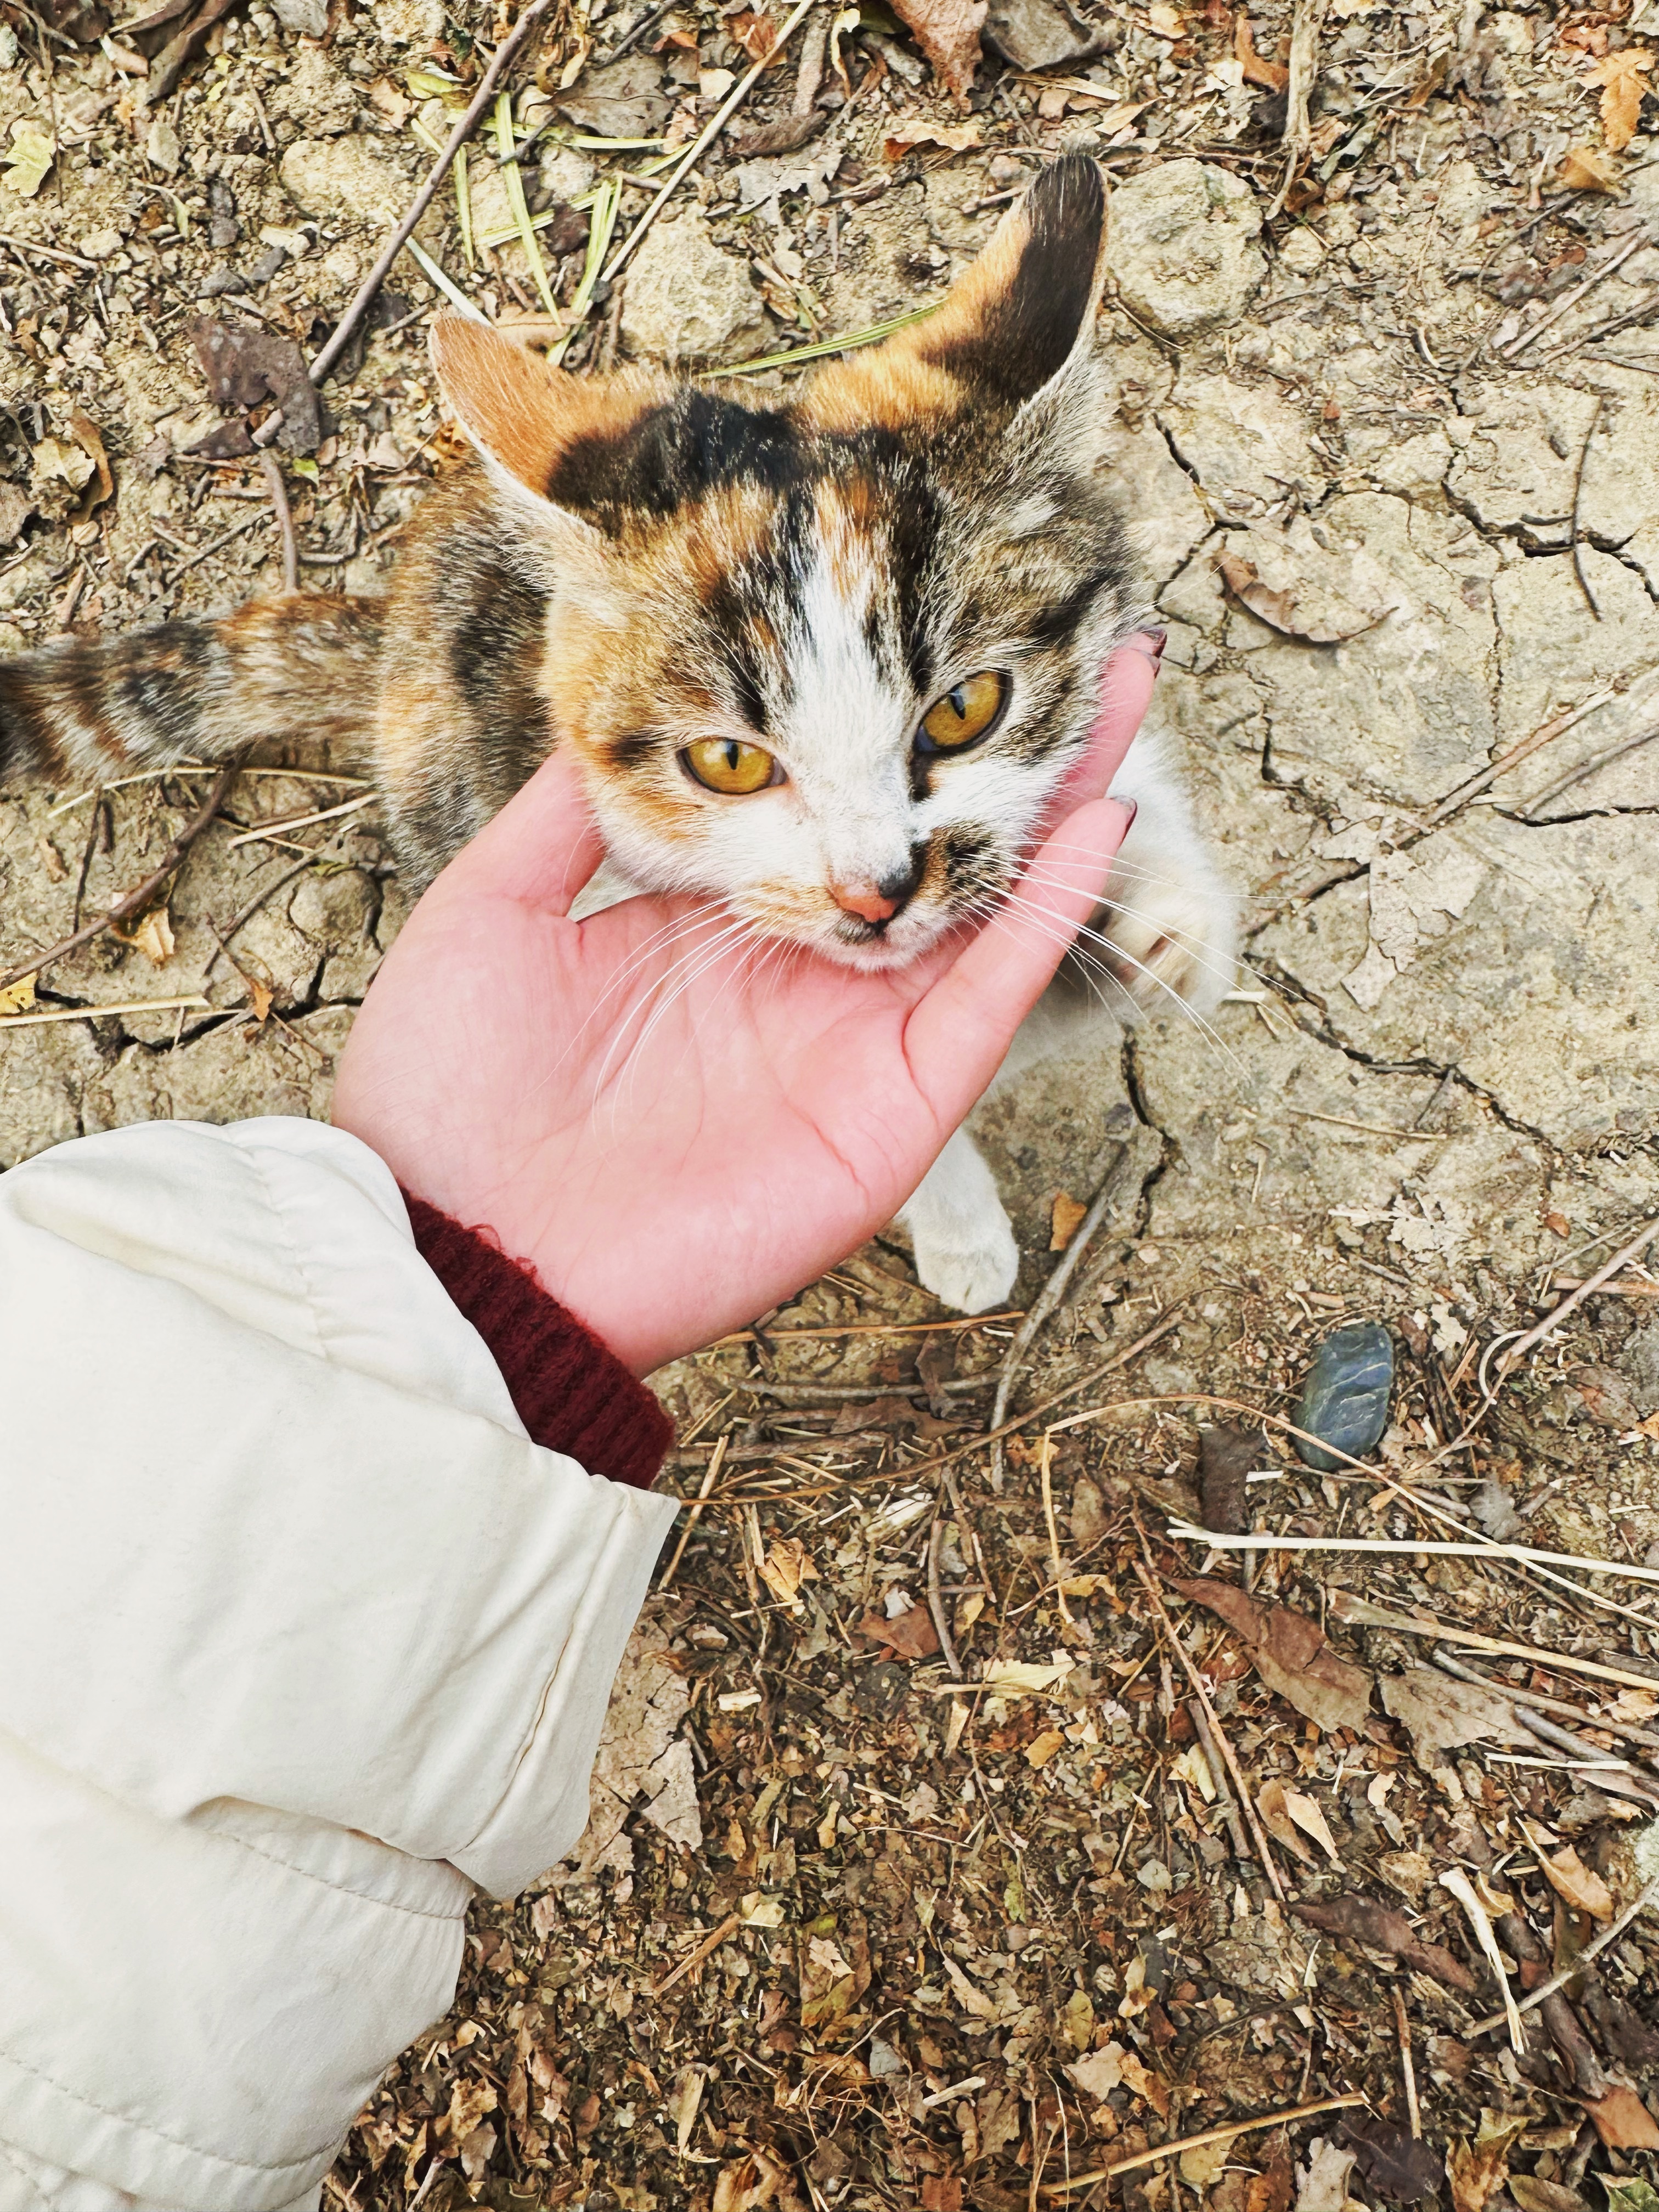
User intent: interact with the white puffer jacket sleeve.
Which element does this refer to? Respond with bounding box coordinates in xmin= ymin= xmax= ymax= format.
xmin=0 ymin=1119 xmax=678 ymax=2212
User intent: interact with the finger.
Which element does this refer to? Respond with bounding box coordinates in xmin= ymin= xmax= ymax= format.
xmin=903 ymin=794 xmax=1135 ymax=1122
xmin=1040 ymin=630 xmax=1162 ymax=833
xmin=430 ymin=748 xmax=606 ymax=916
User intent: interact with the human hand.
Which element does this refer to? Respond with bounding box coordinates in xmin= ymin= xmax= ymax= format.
xmin=332 ymin=639 xmax=1160 ymax=1374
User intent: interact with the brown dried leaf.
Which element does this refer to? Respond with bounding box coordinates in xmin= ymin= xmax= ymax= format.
xmin=1117 ymin=2047 xmax=1170 ymax=2119
xmin=120 ymin=907 xmax=175 ymax=967
xmin=1585 ymin=47 xmax=1654 ymax=151
xmin=888 ymin=0 xmax=986 ymax=98
xmin=0 ymin=973 xmax=37 ymax=1017
xmin=882 ymin=116 xmax=982 ymax=159
xmin=189 ymin=318 xmax=323 ymax=455
xmin=1025 ymin=1726 xmax=1066 ymax=1768
xmin=1447 ymin=2111 xmax=1528 ymax=2212
xmin=1176 ymin=1577 xmax=1373 ymax=1731
xmin=1585 ymin=2086 xmax=1659 ymax=2151
xmin=1049 ymin=1189 xmax=1088 ymax=1249
xmin=247 ymin=977 xmax=274 ymax=1025
xmin=1559 ymin=142 xmax=1620 ymax=191
xmin=1380 ymin=1667 xmax=1528 ymax=1764
xmin=1534 ymin=1839 xmax=1616 ymax=1922
xmin=1339 ymin=2115 xmax=1443 ymax=2205
xmin=758 ymin=1536 xmax=817 ymax=1606
xmin=1235 ymin=13 xmax=1288 ymax=89
xmin=856 ymin=1601 xmax=940 ymax=1660
xmin=1249 ymin=2134 xmax=1294 ymax=2212
xmin=1216 ymin=549 xmax=1383 ymax=644
xmin=1258 ymin=1776 xmax=1316 ymax=1864
xmin=66 ymin=411 xmax=112 ymax=511
xmin=1290 ymin=1894 xmax=1477 ymax=1992
xmin=1280 ymin=1785 xmax=1341 ymax=1865
xmin=1199 ymin=1424 xmax=1255 ymax=1536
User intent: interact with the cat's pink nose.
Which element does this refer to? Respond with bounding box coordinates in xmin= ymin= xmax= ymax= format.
xmin=831 ymin=881 xmax=900 ymax=926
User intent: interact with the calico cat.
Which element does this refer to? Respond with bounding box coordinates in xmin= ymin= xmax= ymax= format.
xmin=0 ymin=153 xmax=1234 ymax=1312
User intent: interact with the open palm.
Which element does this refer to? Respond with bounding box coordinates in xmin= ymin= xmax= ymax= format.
xmin=332 ymin=645 xmax=1156 ymax=1375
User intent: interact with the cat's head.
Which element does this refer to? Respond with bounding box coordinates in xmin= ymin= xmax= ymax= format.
xmin=433 ymin=154 xmax=1137 ymax=970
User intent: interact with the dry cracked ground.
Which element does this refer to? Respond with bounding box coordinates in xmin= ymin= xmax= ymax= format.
xmin=2 ymin=0 xmax=1659 ymax=2208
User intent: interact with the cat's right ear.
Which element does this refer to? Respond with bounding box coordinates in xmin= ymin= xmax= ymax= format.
xmin=430 ymin=319 xmax=662 ymax=556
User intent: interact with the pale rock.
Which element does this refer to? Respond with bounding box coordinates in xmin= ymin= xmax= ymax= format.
xmin=538 ymin=145 xmax=596 ymax=203
xmin=374 ymin=0 xmax=444 ymax=41
xmin=1278 ymin=225 xmax=1326 ymax=275
xmin=1106 ymin=420 xmax=1209 ymax=585
xmin=280 ymin=137 xmax=441 ymax=246
xmin=620 ymin=210 xmax=768 ymax=365
xmin=1159 ymin=368 xmax=1322 ymax=516
xmin=272 ymin=0 xmax=328 ymax=27
xmin=984 ymin=0 xmax=1094 ymax=70
xmin=1342 ymin=421 xmax=1453 ymax=498
xmin=1108 ymin=160 xmax=1266 ymax=339
xmin=77 ymin=228 xmax=122 ymax=262
xmin=144 ymin=114 xmax=180 ymax=177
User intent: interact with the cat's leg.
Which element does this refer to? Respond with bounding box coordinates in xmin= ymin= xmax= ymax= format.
xmin=898 ymin=1127 xmax=1020 ymax=1316
xmin=1097 ymin=742 xmax=1237 ymax=1016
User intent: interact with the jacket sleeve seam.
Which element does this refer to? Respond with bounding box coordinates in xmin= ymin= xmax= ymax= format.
xmin=242 ymin=1133 xmax=331 ymax=1368
xmin=193 ymin=1819 xmax=471 ymax=1925
xmin=0 ymin=2040 xmax=332 ymax=2183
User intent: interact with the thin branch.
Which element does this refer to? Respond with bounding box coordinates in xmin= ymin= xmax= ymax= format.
xmin=308 ymin=0 xmax=561 ymax=387
xmin=1465 ymin=1865 xmax=1659 ymax=2040
xmin=927 ymin=1511 xmax=962 ymax=1677
xmin=0 ymin=755 xmax=243 ymax=995
xmin=259 ymin=448 xmax=297 ymax=595
xmin=1040 ymin=2096 xmax=1365 ymax=2196
xmin=1570 ymin=394 xmax=1602 ymax=621
xmin=1522 ymin=721 xmax=1659 ymax=819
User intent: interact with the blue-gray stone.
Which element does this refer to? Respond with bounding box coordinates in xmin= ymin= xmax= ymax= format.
xmin=1295 ymin=1321 xmax=1393 ymax=1472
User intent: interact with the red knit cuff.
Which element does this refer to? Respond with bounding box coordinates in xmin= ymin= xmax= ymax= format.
xmin=402 ymin=1193 xmax=673 ymax=1491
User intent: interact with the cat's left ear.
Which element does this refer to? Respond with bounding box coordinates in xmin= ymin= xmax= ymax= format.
xmin=802 ymin=154 xmax=1108 ymax=430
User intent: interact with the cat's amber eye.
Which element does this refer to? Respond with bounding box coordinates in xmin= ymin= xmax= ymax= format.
xmin=681 ymin=737 xmax=782 ymax=795
xmin=917 ymin=670 xmax=1008 ymax=754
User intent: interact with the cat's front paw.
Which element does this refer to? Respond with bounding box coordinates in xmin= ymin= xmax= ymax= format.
xmin=910 ymin=1214 xmax=1020 ymax=1314
xmin=1101 ymin=883 xmax=1226 ymax=1011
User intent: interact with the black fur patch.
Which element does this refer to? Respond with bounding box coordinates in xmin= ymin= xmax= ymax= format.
xmin=549 ymin=392 xmax=804 ymax=526
xmin=927 ymin=154 xmax=1104 ymax=411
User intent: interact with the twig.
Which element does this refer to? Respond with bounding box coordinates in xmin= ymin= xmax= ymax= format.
xmin=602 ymin=0 xmax=819 ymax=283
xmin=258 ymin=449 xmax=297 ymax=595
xmin=653 ymin=1910 xmax=743 ymax=1995
xmin=1500 ymin=228 xmax=1650 ymax=360
xmin=599 ymin=0 xmax=676 ymax=63
xmin=1466 ymin=1866 xmax=1659 ymax=2039
xmin=1331 ymin=1589 xmax=1659 ymax=1699
xmin=1038 ymin=1435 xmax=1076 ymax=1632
xmin=1131 ymin=1553 xmax=1286 ymax=1901
xmin=0 ymin=993 xmax=208 ymax=1030
xmin=70 ymin=785 xmax=106 ymax=933
xmin=1570 ymin=394 xmax=1602 ymax=620
xmin=1424 ymin=687 xmax=1618 ymax=825
xmin=1391 ymin=1987 xmax=1420 ymax=2140
xmin=658 ymin=1436 xmax=727 ymax=1593
xmin=1039 ymin=2097 xmax=1365 ymax=2195
xmin=712 ymin=1311 xmax=1022 ymax=1346
xmin=308 ymin=0 xmax=561 ymax=386
xmin=1430 ymin=1647 xmax=1659 ymax=1757
xmin=0 ymin=756 xmax=243 ymax=995
xmin=989 ymin=1141 xmax=1143 ymax=1491
xmin=1189 ymin=1699 xmax=1251 ymax=1869
xmin=1266 ymin=0 xmax=1327 ymax=218
xmin=927 ymin=1512 xmax=962 ymax=1677
xmin=204 ymin=854 xmax=320 ymax=980
xmin=225 ymin=793 xmax=376 ymax=849
xmin=1522 ymin=723 xmax=1659 ymax=819
xmin=159 ymin=509 xmax=268 ymax=583
xmin=1442 ymin=1867 xmax=1526 ymax=2052
xmin=1165 ymin=1524 xmax=1659 ymax=1588
xmin=1489 ymin=1213 xmax=1659 ymax=1383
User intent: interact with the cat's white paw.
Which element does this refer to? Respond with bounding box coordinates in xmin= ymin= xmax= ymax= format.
xmin=911 ymin=1214 xmax=1020 ymax=1315
xmin=1101 ymin=883 xmax=1224 ymax=1011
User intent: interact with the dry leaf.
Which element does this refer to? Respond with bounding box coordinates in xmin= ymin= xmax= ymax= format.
xmin=1068 ymin=2042 xmax=1125 ymax=2100
xmin=1250 ymin=2134 xmax=1294 ymax=2212
xmin=1258 ymin=1776 xmax=1316 ymax=1864
xmin=1148 ymin=1 xmax=1184 ymax=31
xmin=1234 ymin=13 xmax=1288 ymax=89
xmin=32 ymin=436 xmax=97 ymax=494
xmin=1534 ymin=1839 xmax=1615 ymax=1922
xmin=856 ymin=1600 xmax=940 ymax=1659
xmin=569 ymin=1619 xmax=702 ymax=1877
xmin=1380 ymin=1668 xmax=1528 ymax=1765
xmin=980 ymin=1656 xmax=1074 ymax=1696
xmin=1171 ymin=1742 xmax=1216 ymax=1802
xmin=2 ymin=119 xmax=55 ymax=197
xmin=725 ymin=10 xmax=781 ymax=62
xmin=1280 ymin=1786 xmax=1341 ymax=1865
xmin=1050 ymin=1190 xmax=1088 ymax=1249
xmin=1296 ymin=2137 xmax=1357 ymax=2212
xmin=1585 ymin=2087 xmax=1659 ymax=2151
xmin=888 ymin=0 xmax=985 ymax=97
xmin=1585 ymin=47 xmax=1654 ymax=150
xmin=1177 ymin=1577 xmax=1372 ymax=1732
xmin=1025 ymin=1726 xmax=1066 ymax=1768
xmin=758 ymin=1536 xmax=817 ymax=1607
xmin=1447 ymin=2109 xmax=1528 ymax=2212
xmin=1290 ymin=1893 xmax=1476 ymax=1992
xmin=1182 ymin=2138 xmax=1231 ymax=2188
xmin=1339 ymin=2114 xmax=1443 ymax=2205
xmin=122 ymin=908 xmax=176 ymax=967
xmin=0 ymin=973 xmax=37 ymax=1016
xmin=444 ymin=2075 xmax=498 ymax=2144
xmin=369 ymin=75 xmax=414 ymax=126
xmin=247 ymin=977 xmax=274 ymax=1025
xmin=1116 ymin=2048 xmax=1170 ymax=2119
xmin=882 ymin=116 xmax=981 ymax=160
xmin=942 ymin=1953 xmax=997 ymax=2021
xmin=1559 ymin=142 xmax=1620 ymax=191
xmin=67 ymin=412 xmax=112 ymax=511
xmin=1216 ymin=549 xmax=1383 ymax=644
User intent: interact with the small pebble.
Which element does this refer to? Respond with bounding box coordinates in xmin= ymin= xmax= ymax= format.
xmin=1294 ymin=1319 xmax=1393 ymax=1473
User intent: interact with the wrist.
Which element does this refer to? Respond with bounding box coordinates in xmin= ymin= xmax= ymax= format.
xmin=402 ymin=1193 xmax=673 ymax=1489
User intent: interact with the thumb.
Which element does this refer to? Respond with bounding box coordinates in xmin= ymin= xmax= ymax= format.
xmin=904 ymin=794 xmax=1135 ymax=1125
xmin=428 ymin=748 xmax=605 ymax=915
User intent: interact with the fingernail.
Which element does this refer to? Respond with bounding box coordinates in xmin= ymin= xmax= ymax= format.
xmin=1143 ymin=627 xmax=1167 ymax=661
xmin=1117 ymin=796 xmax=1138 ymax=832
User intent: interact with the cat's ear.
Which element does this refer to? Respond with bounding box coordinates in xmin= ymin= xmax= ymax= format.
xmin=430 ymin=318 xmax=665 ymax=550
xmin=803 ymin=154 xmax=1108 ymax=431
